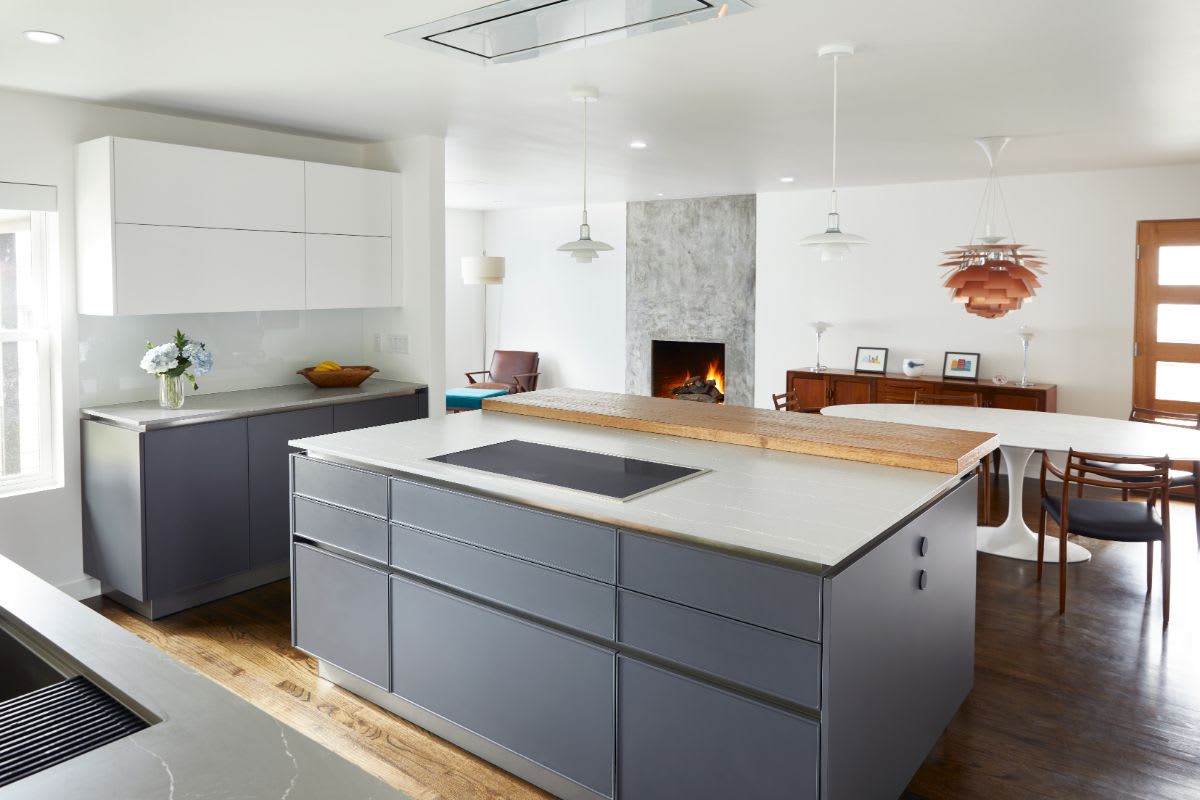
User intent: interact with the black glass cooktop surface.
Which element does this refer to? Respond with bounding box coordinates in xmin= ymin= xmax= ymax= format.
xmin=428 ymin=439 xmax=706 ymax=501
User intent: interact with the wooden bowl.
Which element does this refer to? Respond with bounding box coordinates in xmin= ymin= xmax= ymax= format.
xmin=297 ymin=365 xmax=379 ymax=388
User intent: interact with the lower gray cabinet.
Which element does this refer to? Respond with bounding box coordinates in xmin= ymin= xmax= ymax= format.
xmin=293 ymin=544 xmax=390 ymax=689
xmin=143 ymin=419 xmax=251 ymax=599
xmin=390 ymin=575 xmax=616 ymax=798
xmin=333 ymin=395 xmax=420 ymax=432
xmin=617 ymin=656 xmax=819 ymax=800
xmin=248 ymin=407 xmax=334 ymax=568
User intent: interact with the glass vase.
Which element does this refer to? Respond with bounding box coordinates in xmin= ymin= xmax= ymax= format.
xmin=159 ymin=374 xmax=186 ymax=410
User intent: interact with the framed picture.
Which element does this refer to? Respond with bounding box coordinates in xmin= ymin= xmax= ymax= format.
xmin=854 ymin=346 xmax=889 ymax=374
xmin=943 ymin=351 xmax=981 ymax=381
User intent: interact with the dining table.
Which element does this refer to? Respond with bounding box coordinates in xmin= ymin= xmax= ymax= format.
xmin=821 ymin=404 xmax=1200 ymax=563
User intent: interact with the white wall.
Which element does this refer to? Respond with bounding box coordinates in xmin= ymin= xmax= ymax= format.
xmin=444 ymin=209 xmax=486 ymax=387
xmin=482 ymin=203 xmax=626 ymax=392
xmin=757 ymin=163 xmax=1200 ymax=417
xmin=0 ymin=88 xmax=444 ymax=594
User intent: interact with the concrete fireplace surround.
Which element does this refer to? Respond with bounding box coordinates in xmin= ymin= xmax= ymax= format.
xmin=625 ymin=194 xmax=756 ymax=406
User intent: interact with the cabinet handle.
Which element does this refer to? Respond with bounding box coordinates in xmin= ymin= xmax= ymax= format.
xmin=919 ymin=536 xmax=929 ymax=557
xmin=918 ymin=570 xmax=928 ymax=590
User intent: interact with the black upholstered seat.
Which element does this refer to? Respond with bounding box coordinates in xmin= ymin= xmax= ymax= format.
xmin=1041 ymin=495 xmax=1164 ymax=543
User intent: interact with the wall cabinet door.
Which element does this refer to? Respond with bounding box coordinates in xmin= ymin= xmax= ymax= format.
xmin=143 ymin=419 xmax=250 ymax=598
xmin=113 ymin=137 xmax=305 ymax=231
xmin=304 ymin=162 xmax=392 ymax=236
xmin=617 ymin=657 xmax=818 ymax=800
xmin=293 ymin=544 xmax=390 ymax=689
xmin=114 ymin=224 xmax=305 ymax=314
xmin=828 ymin=374 xmax=873 ymax=405
xmin=248 ymin=407 xmax=334 ymax=569
xmin=391 ymin=576 xmax=616 ymax=798
xmin=305 ymin=234 xmax=391 ymax=309
xmin=788 ymin=373 xmax=828 ymax=408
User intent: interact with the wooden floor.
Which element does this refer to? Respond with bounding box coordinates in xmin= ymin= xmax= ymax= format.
xmin=95 ymin=484 xmax=1200 ymax=800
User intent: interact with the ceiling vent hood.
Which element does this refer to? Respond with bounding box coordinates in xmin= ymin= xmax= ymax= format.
xmin=388 ymin=0 xmax=755 ymax=64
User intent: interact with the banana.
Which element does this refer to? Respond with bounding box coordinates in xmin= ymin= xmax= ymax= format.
xmin=312 ymin=360 xmax=343 ymax=372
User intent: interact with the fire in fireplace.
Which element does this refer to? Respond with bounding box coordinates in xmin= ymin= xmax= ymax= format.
xmin=651 ymin=340 xmax=726 ymax=403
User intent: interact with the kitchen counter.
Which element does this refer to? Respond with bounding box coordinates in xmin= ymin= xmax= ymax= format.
xmin=81 ymin=379 xmax=427 ymax=431
xmin=0 ymin=554 xmax=405 ymax=800
xmin=292 ymin=406 xmax=972 ymax=571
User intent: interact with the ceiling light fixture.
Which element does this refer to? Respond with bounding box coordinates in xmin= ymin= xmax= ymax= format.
xmin=629 ymin=140 xmax=648 ymax=150
xmin=939 ymin=136 xmax=1046 ymax=319
xmin=558 ymin=87 xmax=613 ymax=264
xmin=799 ymin=44 xmax=868 ymax=262
xmin=779 ymin=176 xmax=796 ymax=184
xmin=23 ymin=30 xmax=63 ymax=45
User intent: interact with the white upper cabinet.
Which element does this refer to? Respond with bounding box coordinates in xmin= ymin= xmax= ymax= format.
xmin=113 ymin=138 xmax=305 ymax=232
xmin=76 ymin=137 xmax=400 ymax=315
xmin=305 ymin=162 xmax=391 ymax=236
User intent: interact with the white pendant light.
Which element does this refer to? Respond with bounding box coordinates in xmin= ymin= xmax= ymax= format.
xmin=558 ymin=87 xmax=613 ymax=264
xmin=799 ymin=44 xmax=868 ymax=262
xmin=461 ymin=254 xmax=506 ymax=285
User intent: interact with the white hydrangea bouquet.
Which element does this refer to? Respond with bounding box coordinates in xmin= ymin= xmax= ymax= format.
xmin=140 ymin=330 xmax=213 ymax=409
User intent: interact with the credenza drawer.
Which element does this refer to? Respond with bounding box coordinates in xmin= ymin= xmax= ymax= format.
xmin=618 ymin=590 xmax=820 ymax=708
xmin=391 ymin=524 xmax=616 ymax=639
xmin=618 ymin=530 xmax=821 ymax=641
xmin=390 ymin=478 xmax=616 ymax=582
xmin=293 ymin=495 xmax=388 ymax=563
xmin=293 ymin=455 xmax=388 ymax=518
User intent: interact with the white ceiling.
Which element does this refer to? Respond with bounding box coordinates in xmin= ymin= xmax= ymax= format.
xmin=2 ymin=0 xmax=1200 ymax=209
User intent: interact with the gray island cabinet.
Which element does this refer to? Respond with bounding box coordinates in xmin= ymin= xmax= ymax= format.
xmin=288 ymin=446 xmax=977 ymax=800
xmin=80 ymin=381 xmax=426 ymax=619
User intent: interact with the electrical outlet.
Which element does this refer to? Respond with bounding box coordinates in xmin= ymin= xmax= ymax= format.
xmin=386 ymin=333 xmax=410 ymax=354
xmin=372 ymin=333 xmax=382 ymax=353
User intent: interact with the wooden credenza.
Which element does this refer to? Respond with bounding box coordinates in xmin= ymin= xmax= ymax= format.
xmin=786 ymin=368 xmax=1057 ymax=412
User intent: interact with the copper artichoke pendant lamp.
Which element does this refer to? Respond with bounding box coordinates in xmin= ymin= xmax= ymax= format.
xmin=799 ymin=44 xmax=869 ymax=261
xmin=558 ymin=87 xmax=614 ymax=263
xmin=941 ymin=136 xmax=1046 ymax=319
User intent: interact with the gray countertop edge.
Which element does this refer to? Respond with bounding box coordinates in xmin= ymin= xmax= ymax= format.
xmin=80 ymin=380 xmax=428 ymax=431
xmin=0 ymin=554 xmax=406 ymax=800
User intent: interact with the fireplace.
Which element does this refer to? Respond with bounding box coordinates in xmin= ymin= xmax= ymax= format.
xmin=651 ymin=340 xmax=726 ymax=403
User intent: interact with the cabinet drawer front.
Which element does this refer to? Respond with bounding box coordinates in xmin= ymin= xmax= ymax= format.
xmin=294 ymin=496 xmax=389 ymax=563
xmin=293 ymin=455 xmax=388 ymax=517
xmin=617 ymin=657 xmax=818 ymax=800
xmin=618 ymin=530 xmax=820 ymax=640
xmin=391 ymin=576 xmax=615 ymax=797
xmin=293 ymin=544 xmax=389 ymax=689
xmin=391 ymin=524 xmax=615 ymax=639
xmin=618 ymin=590 xmax=820 ymax=708
xmin=390 ymin=478 xmax=616 ymax=582
xmin=878 ymin=379 xmax=929 ymax=404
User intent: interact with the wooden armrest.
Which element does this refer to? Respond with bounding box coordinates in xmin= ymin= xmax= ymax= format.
xmin=465 ymin=370 xmax=491 ymax=384
xmin=512 ymin=372 xmax=541 ymax=392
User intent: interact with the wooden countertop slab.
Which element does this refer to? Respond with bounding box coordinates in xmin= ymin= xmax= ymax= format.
xmin=483 ymin=388 xmax=997 ymax=474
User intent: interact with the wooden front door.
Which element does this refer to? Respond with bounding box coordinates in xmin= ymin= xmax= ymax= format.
xmin=1135 ymin=220 xmax=1200 ymax=414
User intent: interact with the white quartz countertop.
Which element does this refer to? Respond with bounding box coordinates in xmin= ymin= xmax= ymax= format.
xmin=0 ymin=555 xmax=406 ymax=800
xmin=291 ymin=409 xmax=968 ymax=571
xmin=80 ymin=379 xmax=426 ymax=431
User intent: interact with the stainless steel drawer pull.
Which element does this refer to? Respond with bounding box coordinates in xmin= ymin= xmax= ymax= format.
xmin=918 ymin=570 xmax=928 ymax=590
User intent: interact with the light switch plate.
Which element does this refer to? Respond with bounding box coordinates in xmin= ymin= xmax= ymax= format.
xmin=386 ymin=333 xmax=410 ymax=354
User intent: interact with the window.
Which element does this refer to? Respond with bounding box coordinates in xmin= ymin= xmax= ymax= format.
xmin=0 ymin=206 xmax=54 ymax=493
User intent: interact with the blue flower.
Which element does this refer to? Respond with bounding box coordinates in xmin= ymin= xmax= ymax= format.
xmin=182 ymin=341 xmax=213 ymax=376
xmin=140 ymin=343 xmax=180 ymax=375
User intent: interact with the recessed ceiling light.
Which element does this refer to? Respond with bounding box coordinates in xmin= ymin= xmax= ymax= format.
xmin=656 ymin=192 xmax=665 ymax=197
xmin=23 ymin=30 xmax=64 ymax=45
xmin=779 ymin=176 xmax=796 ymax=184
xmin=629 ymin=140 xmax=648 ymax=150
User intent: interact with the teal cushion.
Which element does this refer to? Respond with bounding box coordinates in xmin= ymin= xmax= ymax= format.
xmin=446 ymin=387 xmax=510 ymax=410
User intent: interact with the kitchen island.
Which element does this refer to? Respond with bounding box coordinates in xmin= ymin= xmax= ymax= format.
xmin=289 ymin=396 xmax=992 ymax=800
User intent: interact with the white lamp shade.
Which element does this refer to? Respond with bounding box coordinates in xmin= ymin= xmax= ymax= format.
xmin=461 ymin=255 xmax=506 ymax=285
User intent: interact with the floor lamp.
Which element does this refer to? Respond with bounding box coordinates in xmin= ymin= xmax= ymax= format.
xmin=460 ymin=254 xmax=506 ymax=372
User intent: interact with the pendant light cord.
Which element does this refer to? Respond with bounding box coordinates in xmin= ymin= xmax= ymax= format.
xmin=582 ymin=96 xmax=589 ymax=223
xmin=830 ymin=53 xmax=839 ymax=213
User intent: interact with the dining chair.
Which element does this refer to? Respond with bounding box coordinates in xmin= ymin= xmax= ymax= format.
xmin=1076 ymin=407 xmax=1199 ymax=546
xmin=465 ymin=350 xmax=541 ymax=393
xmin=1038 ymin=449 xmax=1173 ymax=625
xmin=772 ymin=391 xmax=821 ymax=413
xmin=914 ymin=393 xmax=992 ymax=524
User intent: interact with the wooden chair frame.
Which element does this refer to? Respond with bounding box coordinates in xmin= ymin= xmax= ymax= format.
xmin=771 ymin=390 xmax=821 ymax=413
xmin=1039 ymin=449 xmax=1173 ymax=624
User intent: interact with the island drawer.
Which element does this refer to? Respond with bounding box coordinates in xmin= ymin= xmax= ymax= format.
xmin=293 ymin=455 xmax=388 ymax=518
xmin=391 ymin=524 xmax=616 ymax=639
xmin=617 ymin=590 xmax=820 ymax=708
xmin=293 ymin=496 xmax=389 ymax=564
xmin=390 ymin=478 xmax=616 ymax=582
xmin=618 ymin=530 xmax=821 ymax=641
xmin=293 ymin=543 xmax=389 ymax=690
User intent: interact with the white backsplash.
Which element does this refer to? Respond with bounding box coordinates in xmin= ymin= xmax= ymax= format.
xmin=79 ymin=309 xmax=366 ymax=407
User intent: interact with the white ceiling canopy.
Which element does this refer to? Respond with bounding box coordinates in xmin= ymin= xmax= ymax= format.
xmin=388 ymin=0 xmax=753 ymax=64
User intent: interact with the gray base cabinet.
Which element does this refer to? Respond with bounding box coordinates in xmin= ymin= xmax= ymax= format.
xmin=291 ymin=458 xmax=977 ymax=800
xmin=391 ymin=576 xmax=615 ymax=798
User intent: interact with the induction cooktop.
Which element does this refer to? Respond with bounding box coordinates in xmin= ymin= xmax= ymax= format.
xmin=428 ymin=439 xmax=707 ymax=501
